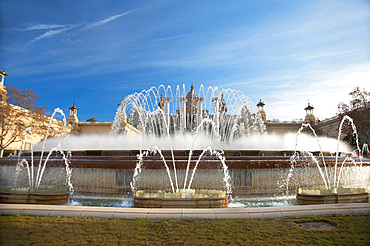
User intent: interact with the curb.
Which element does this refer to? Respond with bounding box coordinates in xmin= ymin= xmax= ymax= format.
xmin=1 ymin=203 xmax=369 ymax=220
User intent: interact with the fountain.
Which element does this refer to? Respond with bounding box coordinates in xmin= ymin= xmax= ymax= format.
xmin=108 ymin=85 xmax=268 ymax=208
xmin=0 ymin=108 xmax=73 ymax=205
xmin=289 ymin=116 xmax=369 ymax=204
xmin=130 ymin=146 xmax=230 ymax=208
xmin=108 ymin=85 xmax=368 ymax=207
xmin=0 ymin=85 xmax=368 ymax=208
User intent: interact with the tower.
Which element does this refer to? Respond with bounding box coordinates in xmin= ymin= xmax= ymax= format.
xmin=185 ymin=83 xmax=200 ymax=130
xmin=304 ymin=102 xmax=316 ymax=125
xmin=158 ymin=94 xmax=171 ymax=125
xmin=256 ymin=99 xmax=267 ymax=123
xmin=0 ymin=69 xmax=8 ymax=103
xmin=67 ymin=100 xmax=79 ymax=126
xmin=219 ymin=94 xmax=227 ymax=114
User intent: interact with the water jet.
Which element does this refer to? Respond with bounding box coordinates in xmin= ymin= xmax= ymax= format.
xmin=0 ymin=108 xmax=73 ymax=205
xmin=1 ymin=85 xmax=369 ymax=208
xmin=290 ymin=116 xmax=369 ymax=205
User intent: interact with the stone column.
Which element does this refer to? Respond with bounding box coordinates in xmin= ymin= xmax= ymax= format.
xmin=163 ymin=97 xmax=171 ymax=126
xmin=179 ymin=97 xmax=187 ymax=132
xmin=0 ymin=69 xmax=7 ymax=87
xmin=196 ymin=97 xmax=204 ymax=129
xmin=212 ymin=97 xmax=220 ymax=135
xmin=0 ymin=70 xmax=8 ymax=103
xmin=121 ymin=104 xmax=127 ymax=123
xmin=118 ymin=104 xmax=127 ymax=135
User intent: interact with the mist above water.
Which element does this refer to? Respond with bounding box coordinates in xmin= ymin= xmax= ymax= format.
xmin=34 ymin=133 xmax=351 ymax=153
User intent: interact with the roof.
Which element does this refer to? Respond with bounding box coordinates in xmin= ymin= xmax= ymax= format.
xmin=0 ymin=70 xmax=8 ymax=77
xmin=69 ymin=105 xmax=78 ymax=111
xmin=256 ymin=99 xmax=265 ymax=107
xmin=186 ymin=83 xmax=198 ymax=99
xmin=304 ymin=103 xmax=314 ymax=110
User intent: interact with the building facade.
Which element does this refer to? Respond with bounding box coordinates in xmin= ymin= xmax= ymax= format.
xmin=0 ymin=70 xmax=70 ymax=156
xmin=0 ymin=69 xmax=346 ymax=154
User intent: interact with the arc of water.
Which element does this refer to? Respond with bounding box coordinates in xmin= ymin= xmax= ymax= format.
xmin=113 ymin=84 xmax=255 ymax=140
xmin=15 ymin=159 xmax=31 ymax=188
xmin=335 ymin=156 xmax=353 ymax=189
xmin=15 ymin=108 xmax=71 ymax=191
xmin=300 ymin=150 xmax=329 ymax=189
xmin=60 ymin=147 xmax=74 ymax=194
xmin=213 ymin=149 xmax=232 ymax=196
xmin=16 ymin=129 xmax=34 ymax=188
xmin=362 ymin=143 xmax=369 ymax=157
xmin=36 ymin=145 xmax=57 ymax=188
xmin=33 ymin=108 xmax=71 ymax=191
xmin=294 ymin=123 xmax=330 ymax=189
xmin=183 ymin=118 xmax=223 ymax=190
xmin=36 ymin=108 xmax=67 ymax=187
xmin=114 ymin=84 xmax=260 ymax=194
xmin=283 ymin=153 xmax=298 ymax=194
xmin=186 ymin=147 xmax=232 ymax=196
xmin=168 ymin=143 xmax=179 ymax=191
xmin=150 ymin=146 xmax=175 ymax=192
xmin=157 ymin=107 xmax=179 ymax=191
xmin=183 ymin=149 xmax=193 ymax=190
xmin=304 ymin=123 xmax=330 ymax=188
xmin=228 ymin=119 xmax=241 ymax=143
xmin=334 ymin=115 xmax=362 ymax=188
xmin=182 ymin=122 xmax=205 ymax=190
xmin=24 ymin=129 xmax=34 ymax=188
xmin=36 ymin=143 xmax=73 ymax=193
xmin=130 ymin=150 xmax=146 ymax=193
xmin=187 ymin=146 xmax=211 ymax=191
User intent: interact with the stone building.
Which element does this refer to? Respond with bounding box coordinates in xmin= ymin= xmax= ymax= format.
xmin=96 ymin=85 xmax=344 ymax=140
xmin=143 ymin=83 xmax=230 ymax=135
xmin=0 ymin=69 xmax=347 ymax=154
xmin=259 ymin=99 xmax=343 ymax=139
xmin=66 ymin=102 xmax=140 ymax=136
xmin=0 ymin=69 xmax=140 ymax=155
xmin=304 ymin=103 xmax=316 ymax=125
xmin=0 ymin=70 xmax=69 ymax=156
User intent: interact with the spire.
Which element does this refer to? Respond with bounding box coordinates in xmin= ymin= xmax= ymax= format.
xmin=0 ymin=69 xmax=7 ymax=87
xmin=304 ymin=100 xmax=315 ymax=124
xmin=256 ymin=99 xmax=267 ymax=123
xmin=186 ymin=83 xmax=198 ymax=99
xmin=67 ymin=99 xmax=79 ymax=126
xmin=68 ymin=99 xmax=78 ymax=115
xmin=0 ymin=69 xmax=8 ymax=103
xmin=220 ymin=94 xmax=227 ymax=113
xmin=304 ymin=102 xmax=314 ymax=111
xmin=158 ymin=93 xmax=165 ymax=109
xmin=256 ymin=99 xmax=265 ymax=108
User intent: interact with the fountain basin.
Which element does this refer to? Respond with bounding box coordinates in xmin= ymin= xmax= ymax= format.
xmin=134 ymin=189 xmax=228 ymax=208
xmin=296 ymin=186 xmax=369 ymax=205
xmin=0 ymin=186 xmax=69 ymax=205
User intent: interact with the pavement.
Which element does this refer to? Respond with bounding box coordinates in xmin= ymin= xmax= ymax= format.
xmin=1 ymin=203 xmax=369 ymax=220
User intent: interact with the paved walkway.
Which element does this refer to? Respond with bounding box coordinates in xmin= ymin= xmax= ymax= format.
xmin=1 ymin=203 xmax=369 ymax=220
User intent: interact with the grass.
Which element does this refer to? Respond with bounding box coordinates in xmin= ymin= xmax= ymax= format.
xmin=0 ymin=215 xmax=369 ymax=245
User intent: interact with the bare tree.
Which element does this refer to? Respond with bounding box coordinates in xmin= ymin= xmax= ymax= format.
xmin=0 ymin=85 xmax=62 ymax=157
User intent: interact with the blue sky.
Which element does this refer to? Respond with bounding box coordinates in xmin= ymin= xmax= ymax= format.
xmin=1 ymin=0 xmax=369 ymax=122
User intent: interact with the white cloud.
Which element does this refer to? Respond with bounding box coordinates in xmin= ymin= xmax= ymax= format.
xmin=151 ymin=34 xmax=189 ymax=42
xmin=6 ymin=24 xmax=71 ymax=32
xmin=82 ymin=10 xmax=137 ymax=31
xmin=20 ymin=9 xmax=139 ymax=48
xmin=264 ymin=62 xmax=370 ymax=121
xmin=175 ymin=0 xmax=370 ymax=69
xmin=24 ymin=24 xmax=71 ymax=31
xmin=26 ymin=25 xmax=76 ymax=47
